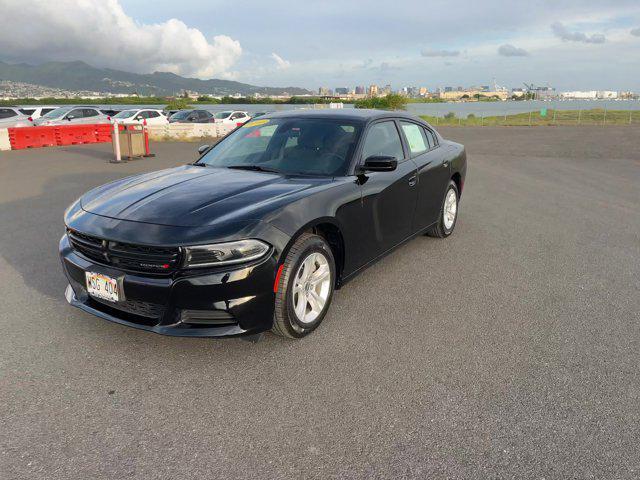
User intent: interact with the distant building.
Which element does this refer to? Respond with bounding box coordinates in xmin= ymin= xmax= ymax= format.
xmin=369 ymin=84 xmax=379 ymax=96
xmin=560 ymin=90 xmax=618 ymax=100
xmin=444 ymin=86 xmax=453 ymax=92
xmin=334 ymin=87 xmax=349 ymax=95
xmin=419 ymin=87 xmax=428 ymax=96
xmin=438 ymin=89 xmax=510 ymax=101
xmin=355 ymin=85 xmax=365 ymax=95
xmin=318 ymin=86 xmax=332 ymax=96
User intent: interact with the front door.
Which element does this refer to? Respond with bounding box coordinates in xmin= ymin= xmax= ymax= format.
xmin=357 ymin=120 xmax=418 ymax=259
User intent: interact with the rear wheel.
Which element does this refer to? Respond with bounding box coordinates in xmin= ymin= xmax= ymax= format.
xmin=427 ymin=181 xmax=459 ymax=238
xmin=272 ymin=233 xmax=335 ymax=338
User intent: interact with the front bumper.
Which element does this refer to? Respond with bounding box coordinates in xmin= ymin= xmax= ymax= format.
xmin=60 ymin=234 xmax=277 ymax=337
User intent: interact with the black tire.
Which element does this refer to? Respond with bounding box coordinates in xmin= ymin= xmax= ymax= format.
xmin=427 ymin=180 xmax=459 ymax=238
xmin=272 ymin=233 xmax=336 ymax=338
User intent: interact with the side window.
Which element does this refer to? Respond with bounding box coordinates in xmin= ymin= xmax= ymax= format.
xmin=361 ymin=121 xmax=404 ymax=161
xmin=67 ymin=109 xmax=83 ymax=119
xmin=424 ymin=128 xmax=437 ymax=148
xmin=147 ymin=111 xmax=160 ymax=119
xmin=0 ymin=109 xmax=17 ymax=119
xmin=83 ymin=109 xmax=99 ymax=117
xmin=20 ymin=109 xmax=36 ymax=115
xmin=400 ymin=122 xmax=429 ymax=156
xmin=197 ymin=111 xmax=210 ymax=120
xmin=41 ymin=108 xmax=55 ymax=115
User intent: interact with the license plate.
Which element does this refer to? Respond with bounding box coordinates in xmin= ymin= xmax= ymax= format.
xmin=85 ymin=272 xmax=120 ymax=302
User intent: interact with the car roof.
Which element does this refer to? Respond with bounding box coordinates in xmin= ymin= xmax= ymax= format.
xmin=263 ymin=108 xmax=421 ymax=123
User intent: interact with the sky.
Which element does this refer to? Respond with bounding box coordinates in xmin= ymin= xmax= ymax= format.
xmin=1 ymin=0 xmax=639 ymax=91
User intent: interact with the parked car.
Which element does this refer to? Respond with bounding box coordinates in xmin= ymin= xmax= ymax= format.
xmin=168 ymin=109 xmax=214 ymax=123
xmin=0 ymin=107 xmax=33 ymax=128
xmin=213 ymin=110 xmax=251 ymax=125
xmin=249 ymin=112 xmax=269 ymax=119
xmin=33 ymin=106 xmax=110 ymax=126
xmin=60 ymin=109 xmax=466 ymax=340
xmin=112 ymin=109 xmax=168 ymax=125
xmin=18 ymin=106 xmax=58 ymax=120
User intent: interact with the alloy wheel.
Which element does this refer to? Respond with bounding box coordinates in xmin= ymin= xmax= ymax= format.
xmin=292 ymin=252 xmax=332 ymax=324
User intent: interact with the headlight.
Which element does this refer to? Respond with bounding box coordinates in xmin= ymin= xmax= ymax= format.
xmin=182 ymin=239 xmax=270 ymax=268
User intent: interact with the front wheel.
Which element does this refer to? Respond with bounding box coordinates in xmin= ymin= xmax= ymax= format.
xmin=272 ymin=233 xmax=335 ymax=338
xmin=427 ymin=181 xmax=459 ymax=238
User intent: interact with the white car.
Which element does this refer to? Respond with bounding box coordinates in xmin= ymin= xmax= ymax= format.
xmin=18 ymin=106 xmax=58 ymax=120
xmin=0 ymin=107 xmax=33 ymax=128
xmin=33 ymin=106 xmax=110 ymax=126
xmin=212 ymin=110 xmax=251 ymax=125
xmin=111 ymin=109 xmax=168 ymax=125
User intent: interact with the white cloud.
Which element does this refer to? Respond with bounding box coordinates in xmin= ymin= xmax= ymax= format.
xmin=421 ymin=48 xmax=460 ymax=57
xmin=271 ymin=53 xmax=291 ymax=70
xmin=551 ymin=22 xmax=606 ymax=44
xmin=498 ymin=44 xmax=529 ymax=57
xmin=631 ymin=27 xmax=640 ymax=37
xmin=0 ymin=0 xmax=242 ymax=78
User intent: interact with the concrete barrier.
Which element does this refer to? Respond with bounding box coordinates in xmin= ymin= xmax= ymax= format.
xmin=0 ymin=128 xmax=10 ymax=151
xmin=147 ymin=123 xmax=236 ymax=141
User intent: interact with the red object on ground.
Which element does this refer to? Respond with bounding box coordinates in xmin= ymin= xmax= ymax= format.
xmin=7 ymin=124 xmax=113 ymax=150
xmin=8 ymin=126 xmax=57 ymax=149
xmin=143 ymin=125 xmax=150 ymax=156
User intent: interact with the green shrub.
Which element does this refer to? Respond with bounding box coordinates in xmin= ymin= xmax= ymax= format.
xmin=165 ymin=98 xmax=192 ymax=110
xmin=354 ymin=94 xmax=408 ymax=110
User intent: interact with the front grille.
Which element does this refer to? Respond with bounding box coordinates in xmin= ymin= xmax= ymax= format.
xmin=86 ymin=297 xmax=163 ymax=326
xmin=90 ymin=296 xmax=165 ymax=319
xmin=68 ymin=229 xmax=181 ymax=274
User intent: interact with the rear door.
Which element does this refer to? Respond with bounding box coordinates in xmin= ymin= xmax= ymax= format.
xmin=83 ymin=108 xmax=105 ymax=124
xmin=399 ymin=121 xmax=451 ymax=230
xmin=357 ymin=119 xmax=418 ymax=258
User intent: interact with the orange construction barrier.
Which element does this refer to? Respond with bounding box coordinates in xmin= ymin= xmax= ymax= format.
xmin=7 ymin=124 xmax=114 ymax=150
xmin=8 ymin=126 xmax=57 ymax=149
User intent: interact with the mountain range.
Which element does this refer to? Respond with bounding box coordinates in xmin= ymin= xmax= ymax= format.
xmin=0 ymin=60 xmax=312 ymax=96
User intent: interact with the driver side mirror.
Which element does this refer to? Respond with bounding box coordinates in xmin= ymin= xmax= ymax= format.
xmin=361 ymin=155 xmax=398 ymax=172
xmin=197 ymin=144 xmax=210 ymax=156
xmin=135 ymin=115 xmax=143 ymax=121
xmin=66 ymin=115 xmax=74 ymax=121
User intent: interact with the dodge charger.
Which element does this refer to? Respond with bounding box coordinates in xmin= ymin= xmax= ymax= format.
xmin=60 ymin=109 xmax=467 ymax=339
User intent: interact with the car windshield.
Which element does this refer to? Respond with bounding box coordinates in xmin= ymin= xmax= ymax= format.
xmin=170 ymin=110 xmax=192 ymax=120
xmin=199 ymin=117 xmax=363 ymax=176
xmin=213 ymin=111 xmax=233 ymax=119
xmin=42 ymin=107 xmax=73 ymax=119
xmin=114 ymin=110 xmax=137 ymax=119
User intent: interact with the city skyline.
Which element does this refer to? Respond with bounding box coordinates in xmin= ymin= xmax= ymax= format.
xmin=1 ymin=1 xmax=640 ymax=91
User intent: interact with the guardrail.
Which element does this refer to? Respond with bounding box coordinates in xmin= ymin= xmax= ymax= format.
xmin=146 ymin=123 xmax=236 ymax=141
xmin=422 ymin=108 xmax=640 ymax=126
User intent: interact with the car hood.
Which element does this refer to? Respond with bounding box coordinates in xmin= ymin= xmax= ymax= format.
xmin=80 ymin=165 xmax=333 ymax=227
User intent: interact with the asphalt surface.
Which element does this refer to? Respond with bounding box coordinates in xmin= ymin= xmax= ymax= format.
xmin=1 ymin=127 xmax=639 ymax=479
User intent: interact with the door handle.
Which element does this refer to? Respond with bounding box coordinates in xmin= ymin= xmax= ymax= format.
xmin=408 ymin=175 xmax=417 ymax=187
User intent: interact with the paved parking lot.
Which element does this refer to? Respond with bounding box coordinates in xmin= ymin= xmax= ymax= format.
xmin=1 ymin=126 xmax=639 ymax=479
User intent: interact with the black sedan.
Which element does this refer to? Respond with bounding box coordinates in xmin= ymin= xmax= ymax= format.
xmin=60 ymin=109 xmax=466 ymax=339
xmin=168 ymin=109 xmax=214 ymax=123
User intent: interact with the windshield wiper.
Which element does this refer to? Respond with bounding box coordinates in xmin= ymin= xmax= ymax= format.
xmin=226 ymin=165 xmax=281 ymax=174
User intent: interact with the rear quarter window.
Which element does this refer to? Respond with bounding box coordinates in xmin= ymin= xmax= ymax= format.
xmin=0 ymin=108 xmax=17 ymax=119
xmin=19 ymin=109 xmax=36 ymax=115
